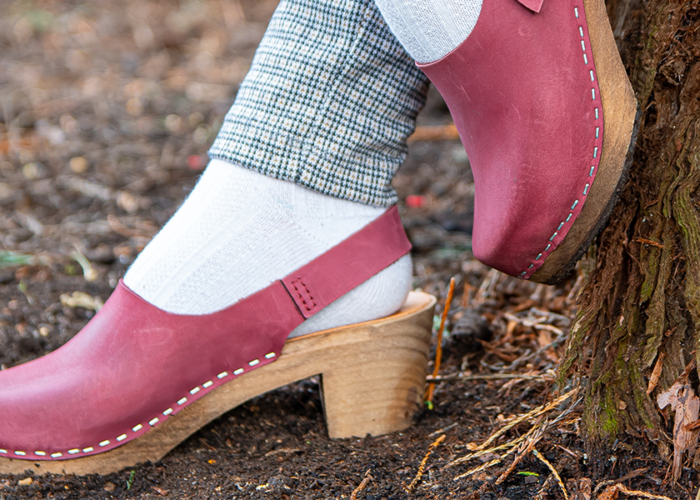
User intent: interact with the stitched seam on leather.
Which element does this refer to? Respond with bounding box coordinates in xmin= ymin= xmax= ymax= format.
xmin=291 ymin=278 xmax=317 ymax=312
xmin=520 ymin=3 xmax=601 ymax=279
xmin=1 ymin=352 xmax=280 ymax=460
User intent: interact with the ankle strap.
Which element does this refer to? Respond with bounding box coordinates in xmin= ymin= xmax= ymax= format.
xmin=281 ymin=206 xmax=411 ymax=319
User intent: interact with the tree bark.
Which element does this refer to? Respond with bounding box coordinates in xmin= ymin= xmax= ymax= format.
xmin=562 ymin=0 xmax=700 ymax=462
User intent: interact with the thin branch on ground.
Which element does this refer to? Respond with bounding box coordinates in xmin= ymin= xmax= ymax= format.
xmin=350 ymin=470 xmax=373 ymax=500
xmin=494 ymin=422 xmax=546 ymax=485
xmin=597 ymin=484 xmax=673 ymax=500
xmin=427 ymin=373 xmax=553 ymax=383
xmin=404 ymin=434 xmax=446 ymax=493
xmin=426 ymin=277 xmax=456 ymax=404
xmin=532 ymin=448 xmax=568 ymax=500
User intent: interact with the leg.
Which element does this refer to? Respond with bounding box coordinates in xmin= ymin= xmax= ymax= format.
xmin=0 ymin=0 xmax=437 ymax=472
xmin=124 ymin=0 xmax=430 ymax=337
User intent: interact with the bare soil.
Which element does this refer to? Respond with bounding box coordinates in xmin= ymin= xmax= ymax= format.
xmin=0 ymin=1 xmax=693 ymax=498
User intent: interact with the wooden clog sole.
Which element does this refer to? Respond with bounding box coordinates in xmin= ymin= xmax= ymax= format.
xmin=0 ymin=291 xmax=436 ymax=475
xmin=530 ymin=0 xmax=639 ymax=284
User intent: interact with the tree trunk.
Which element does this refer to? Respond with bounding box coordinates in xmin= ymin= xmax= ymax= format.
xmin=561 ymin=0 xmax=700 ymax=465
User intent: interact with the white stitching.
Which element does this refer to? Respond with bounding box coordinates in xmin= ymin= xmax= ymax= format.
xmin=4 ymin=352 xmax=280 ymax=460
xmin=520 ymin=5 xmax=600 ymax=278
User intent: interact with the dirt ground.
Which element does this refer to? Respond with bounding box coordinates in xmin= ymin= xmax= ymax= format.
xmin=0 ymin=1 xmax=696 ymax=498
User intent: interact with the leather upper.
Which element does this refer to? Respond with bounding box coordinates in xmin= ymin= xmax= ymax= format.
xmin=418 ymin=0 xmax=603 ymax=278
xmin=0 ymin=206 xmax=411 ymax=461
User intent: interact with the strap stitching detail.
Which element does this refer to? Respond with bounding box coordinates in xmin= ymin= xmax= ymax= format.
xmin=291 ymin=278 xmax=317 ymax=312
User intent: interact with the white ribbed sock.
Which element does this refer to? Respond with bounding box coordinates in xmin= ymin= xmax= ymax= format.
xmin=124 ymin=159 xmax=412 ymax=338
xmin=374 ymin=0 xmax=483 ymax=64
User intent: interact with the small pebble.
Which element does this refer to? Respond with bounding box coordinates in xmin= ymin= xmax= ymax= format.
xmin=69 ymin=156 xmax=89 ymax=173
xmin=22 ymin=163 xmax=41 ymax=180
xmin=103 ymin=482 xmax=116 ymax=492
xmin=18 ymin=477 xmax=33 ymax=486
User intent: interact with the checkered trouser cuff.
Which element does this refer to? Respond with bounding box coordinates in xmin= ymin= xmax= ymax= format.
xmin=209 ymin=0 xmax=429 ymax=207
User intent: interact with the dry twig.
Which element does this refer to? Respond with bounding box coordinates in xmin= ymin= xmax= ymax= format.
xmin=453 ymin=458 xmax=502 ymax=481
xmin=405 ymin=435 xmax=446 ymax=493
xmin=494 ymin=422 xmax=545 ymax=485
xmin=534 ymin=474 xmax=554 ymax=500
xmin=426 ymin=277 xmax=456 ymax=404
xmin=476 ymin=389 xmax=577 ymax=452
xmin=407 ymin=123 xmax=459 ymax=142
xmin=427 ymin=373 xmax=553 ymax=383
xmin=350 ymin=470 xmax=373 ymax=500
xmin=597 ymin=484 xmax=672 ymax=500
xmin=532 ymin=449 xmax=568 ymax=500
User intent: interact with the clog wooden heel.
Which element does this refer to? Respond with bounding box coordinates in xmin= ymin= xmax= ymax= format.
xmin=0 ymin=206 xmax=435 ymax=476
xmin=0 ymin=290 xmax=435 ymax=475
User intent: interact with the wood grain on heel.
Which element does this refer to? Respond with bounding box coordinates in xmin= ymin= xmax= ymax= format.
xmin=0 ymin=291 xmax=436 ymax=475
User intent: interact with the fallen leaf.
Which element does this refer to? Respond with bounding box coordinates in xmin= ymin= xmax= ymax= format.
xmin=647 ymin=353 xmax=665 ymax=395
xmin=657 ymin=381 xmax=700 ymax=482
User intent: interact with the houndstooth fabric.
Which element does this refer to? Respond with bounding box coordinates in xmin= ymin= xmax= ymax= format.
xmin=209 ymin=0 xmax=430 ymax=207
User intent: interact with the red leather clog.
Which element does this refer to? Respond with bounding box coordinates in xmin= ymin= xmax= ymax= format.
xmin=0 ymin=207 xmax=436 ymax=475
xmin=418 ymin=0 xmax=638 ymax=283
